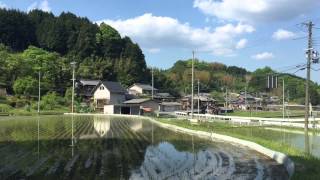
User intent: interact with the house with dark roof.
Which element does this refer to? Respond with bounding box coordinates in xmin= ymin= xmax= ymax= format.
xmin=93 ymin=81 xmax=126 ymax=110
xmin=76 ymin=79 xmax=101 ymax=99
xmin=123 ymin=98 xmax=159 ymax=112
xmin=128 ymin=83 xmax=158 ymax=96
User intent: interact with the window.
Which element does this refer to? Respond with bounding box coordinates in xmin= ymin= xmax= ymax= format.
xmin=100 ymin=86 xmax=104 ymax=90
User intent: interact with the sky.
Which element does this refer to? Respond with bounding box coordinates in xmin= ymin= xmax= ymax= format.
xmin=1 ymin=0 xmax=320 ymax=82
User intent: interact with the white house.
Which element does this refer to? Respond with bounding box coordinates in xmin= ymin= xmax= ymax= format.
xmin=93 ymin=81 xmax=126 ymax=110
xmin=128 ymin=83 xmax=158 ymax=96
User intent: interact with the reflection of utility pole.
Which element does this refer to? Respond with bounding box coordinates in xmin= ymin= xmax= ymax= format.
xmin=38 ymin=71 xmax=41 ymax=114
xmin=282 ymin=79 xmax=285 ymax=120
xmin=191 ymin=51 xmax=195 ymax=118
xmin=70 ymin=61 xmax=76 ymax=114
xmin=198 ymin=79 xmax=200 ymax=115
xmin=304 ymin=21 xmax=314 ymax=132
xmin=152 ymin=67 xmax=154 ymax=99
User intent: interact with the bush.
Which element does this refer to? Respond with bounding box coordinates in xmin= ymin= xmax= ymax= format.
xmin=41 ymin=92 xmax=61 ymax=110
xmin=0 ymin=104 xmax=12 ymax=112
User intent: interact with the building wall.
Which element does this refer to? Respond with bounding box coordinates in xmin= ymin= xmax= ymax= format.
xmin=161 ymin=105 xmax=181 ymax=112
xmin=104 ymin=105 xmax=114 ymax=114
xmin=0 ymin=88 xmax=6 ymax=97
xmin=141 ymin=101 xmax=159 ymax=112
xmin=129 ymin=85 xmax=143 ymax=94
xmin=110 ymin=93 xmax=125 ymax=104
xmin=94 ymin=84 xmax=110 ymax=100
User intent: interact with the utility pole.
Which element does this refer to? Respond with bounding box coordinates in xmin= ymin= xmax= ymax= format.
xmin=304 ymin=21 xmax=313 ymax=131
xmin=282 ymin=79 xmax=285 ymax=120
xmin=70 ymin=61 xmax=76 ymax=114
xmin=225 ymin=88 xmax=228 ymax=108
xmin=191 ymin=51 xmax=195 ymax=118
xmin=152 ymin=67 xmax=154 ymax=99
xmin=198 ymin=79 xmax=200 ymax=115
xmin=245 ymin=86 xmax=247 ymax=110
xmin=38 ymin=71 xmax=41 ymax=114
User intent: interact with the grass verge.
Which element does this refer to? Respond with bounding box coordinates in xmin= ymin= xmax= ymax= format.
xmin=156 ymin=118 xmax=320 ymax=180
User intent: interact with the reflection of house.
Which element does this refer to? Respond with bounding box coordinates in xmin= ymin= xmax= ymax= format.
xmin=123 ymin=98 xmax=159 ymax=112
xmin=93 ymin=116 xmax=110 ymax=137
xmin=76 ymin=79 xmax=100 ymax=99
xmin=160 ymin=102 xmax=182 ymax=112
xmin=128 ymin=83 xmax=158 ymax=96
xmin=93 ymin=81 xmax=126 ymax=110
xmin=129 ymin=119 xmax=142 ymax=131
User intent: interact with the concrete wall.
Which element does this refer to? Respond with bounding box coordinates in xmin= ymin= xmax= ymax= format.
xmin=104 ymin=105 xmax=114 ymax=114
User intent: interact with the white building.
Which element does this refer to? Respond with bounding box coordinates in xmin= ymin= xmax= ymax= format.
xmin=93 ymin=81 xmax=126 ymax=110
xmin=128 ymin=83 xmax=158 ymax=96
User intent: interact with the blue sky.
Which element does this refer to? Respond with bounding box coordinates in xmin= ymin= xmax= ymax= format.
xmin=1 ymin=0 xmax=320 ymax=82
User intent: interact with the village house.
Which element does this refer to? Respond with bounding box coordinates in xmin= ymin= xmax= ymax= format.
xmin=93 ymin=81 xmax=126 ymax=111
xmin=76 ymin=79 xmax=100 ymax=100
xmin=128 ymin=83 xmax=158 ymax=96
xmin=123 ymin=98 xmax=159 ymax=112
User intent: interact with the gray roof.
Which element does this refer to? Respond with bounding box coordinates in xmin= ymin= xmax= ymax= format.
xmin=123 ymin=98 xmax=153 ymax=104
xmin=79 ymin=79 xmax=100 ymax=86
xmin=131 ymin=83 xmax=158 ymax=91
xmin=101 ymin=81 xmax=126 ymax=93
xmin=161 ymin=102 xmax=181 ymax=106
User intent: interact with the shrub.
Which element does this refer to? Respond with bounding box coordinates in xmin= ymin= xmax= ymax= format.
xmin=0 ymin=104 xmax=12 ymax=112
xmin=41 ymin=92 xmax=61 ymax=110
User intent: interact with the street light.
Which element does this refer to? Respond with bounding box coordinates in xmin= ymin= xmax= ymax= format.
xmin=70 ymin=61 xmax=77 ymax=114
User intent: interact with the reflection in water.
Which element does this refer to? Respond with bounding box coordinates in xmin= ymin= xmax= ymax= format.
xmin=305 ymin=129 xmax=310 ymax=155
xmin=0 ymin=116 xmax=288 ymax=179
xmin=94 ymin=116 xmax=110 ymax=137
xmin=264 ymin=127 xmax=320 ymax=157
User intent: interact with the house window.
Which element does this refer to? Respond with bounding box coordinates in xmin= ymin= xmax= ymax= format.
xmin=100 ymin=86 xmax=104 ymax=90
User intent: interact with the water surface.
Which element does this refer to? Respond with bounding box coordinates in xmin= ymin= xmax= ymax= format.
xmin=0 ymin=115 xmax=288 ymax=179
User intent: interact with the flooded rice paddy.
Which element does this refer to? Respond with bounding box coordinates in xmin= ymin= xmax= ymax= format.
xmin=0 ymin=115 xmax=288 ymax=179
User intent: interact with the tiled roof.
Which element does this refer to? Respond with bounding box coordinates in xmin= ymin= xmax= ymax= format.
xmin=123 ymin=98 xmax=152 ymax=104
xmin=131 ymin=83 xmax=158 ymax=91
xmin=101 ymin=81 xmax=126 ymax=93
xmin=79 ymin=79 xmax=100 ymax=86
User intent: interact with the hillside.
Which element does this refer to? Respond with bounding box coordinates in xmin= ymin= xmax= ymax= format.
xmin=0 ymin=8 xmax=150 ymax=95
xmin=0 ymin=9 xmax=319 ymax=105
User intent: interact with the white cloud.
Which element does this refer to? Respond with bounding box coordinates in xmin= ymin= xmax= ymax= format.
xmin=27 ymin=2 xmax=38 ymax=12
xmin=272 ymin=29 xmax=296 ymax=40
xmin=0 ymin=1 xmax=8 ymax=9
xmin=236 ymin=39 xmax=248 ymax=49
xmin=97 ymin=13 xmax=254 ymax=56
xmin=146 ymin=48 xmax=161 ymax=54
xmin=39 ymin=0 xmax=51 ymax=12
xmin=27 ymin=0 xmax=51 ymax=12
xmin=193 ymin=0 xmax=320 ymax=23
xmin=251 ymin=52 xmax=274 ymax=60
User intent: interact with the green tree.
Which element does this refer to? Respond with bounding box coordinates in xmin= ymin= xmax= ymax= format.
xmin=13 ymin=76 xmax=38 ymax=96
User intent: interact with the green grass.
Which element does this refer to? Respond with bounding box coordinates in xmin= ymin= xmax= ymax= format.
xmin=8 ymin=107 xmax=68 ymax=116
xmin=156 ymin=118 xmax=320 ymax=180
xmin=226 ymin=110 xmax=305 ymax=118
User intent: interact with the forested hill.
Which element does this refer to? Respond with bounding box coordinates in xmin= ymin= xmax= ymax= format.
xmin=0 ymin=9 xmax=150 ymax=93
xmin=157 ymin=60 xmax=320 ymax=105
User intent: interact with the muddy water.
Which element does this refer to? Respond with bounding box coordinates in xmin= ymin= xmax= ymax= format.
xmin=0 ymin=115 xmax=288 ymax=179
